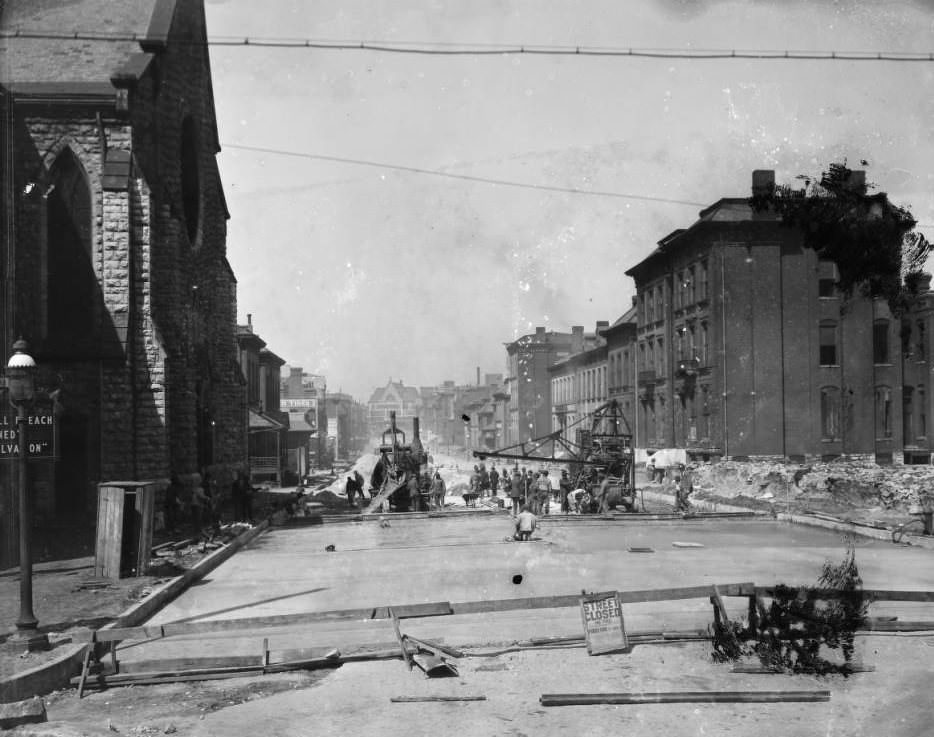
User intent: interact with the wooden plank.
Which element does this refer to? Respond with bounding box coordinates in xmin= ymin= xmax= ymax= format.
xmin=136 ymin=485 xmax=155 ymax=576
xmin=540 ymin=691 xmax=832 ymax=706
xmin=755 ymin=586 xmax=934 ymax=603
xmin=404 ymin=636 xmax=464 ymax=659
xmin=389 ymin=608 xmax=413 ymax=670
xmin=391 ymin=696 xmax=486 ymax=703
xmin=370 ymin=601 xmax=453 ymax=619
xmin=76 ymin=647 xmax=93 ymax=699
xmin=84 ymin=583 xmax=757 ymax=645
xmin=710 ymin=585 xmax=730 ymax=627
xmin=115 ymin=655 xmax=262 ymax=674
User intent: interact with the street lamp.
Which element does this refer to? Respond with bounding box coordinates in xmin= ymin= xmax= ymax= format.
xmin=6 ymin=338 xmax=48 ymax=650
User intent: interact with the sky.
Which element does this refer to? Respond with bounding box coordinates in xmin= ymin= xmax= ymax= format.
xmin=203 ymin=0 xmax=934 ymax=401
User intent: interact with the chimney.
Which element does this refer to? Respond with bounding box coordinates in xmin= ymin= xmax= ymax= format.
xmin=844 ymin=170 xmax=867 ymax=195
xmin=477 ymin=366 xmax=481 ymax=385
xmin=288 ymin=367 xmax=303 ymax=396
xmin=571 ymin=325 xmax=584 ymax=353
xmin=751 ymin=169 xmax=775 ymax=197
xmin=247 ymin=313 xmax=252 ymax=328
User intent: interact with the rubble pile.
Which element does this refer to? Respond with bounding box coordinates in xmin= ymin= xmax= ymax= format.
xmin=690 ymin=459 xmax=934 ymax=513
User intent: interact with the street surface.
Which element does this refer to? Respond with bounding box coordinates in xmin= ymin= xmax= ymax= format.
xmin=40 ymin=514 xmax=934 ymax=736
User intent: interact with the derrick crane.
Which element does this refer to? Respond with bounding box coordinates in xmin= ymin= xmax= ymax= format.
xmin=473 ymin=399 xmax=637 ymax=512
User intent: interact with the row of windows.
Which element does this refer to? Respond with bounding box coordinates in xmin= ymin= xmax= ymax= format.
xmin=638 ymin=260 xmax=710 ymax=325
xmin=819 ymin=319 xmax=927 ymax=367
xmin=637 ymin=323 xmax=711 ymax=374
xmin=552 ymin=366 xmax=607 ymax=405
xmin=641 ymin=384 xmax=712 ymax=444
xmin=820 ymin=385 xmax=926 ymax=442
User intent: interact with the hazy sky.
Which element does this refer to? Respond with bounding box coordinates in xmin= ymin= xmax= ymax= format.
xmin=204 ymin=0 xmax=934 ymax=400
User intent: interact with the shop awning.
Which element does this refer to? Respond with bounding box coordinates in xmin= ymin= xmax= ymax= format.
xmin=249 ymin=409 xmax=286 ymax=432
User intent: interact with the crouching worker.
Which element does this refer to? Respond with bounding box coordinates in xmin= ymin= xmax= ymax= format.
xmin=514 ymin=505 xmax=537 ymax=541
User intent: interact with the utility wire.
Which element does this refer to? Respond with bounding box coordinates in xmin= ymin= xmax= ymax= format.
xmin=222 ymin=143 xmax=707 ymax=206
xmin=2 ymin=29 xmax=934 ymax=61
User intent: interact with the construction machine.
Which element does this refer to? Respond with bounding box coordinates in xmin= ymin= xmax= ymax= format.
xmin=474 ymin=399 xmax=637 ymax=513
xmin=363 ymin=412 xmax=427 ymax=514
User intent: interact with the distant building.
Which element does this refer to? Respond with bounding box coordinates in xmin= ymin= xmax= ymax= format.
xmin=236 ymin=317 xmax=287 ymax=484
xmin=602 ymin=306 xmax=639 ymax=443
xmin=367 ymin=379 xmax=420 ymax=443
xmin=324 ymin=392 xmax=368 ymax=460
xmin=549 ymin=322 xmax=610 ymax=439
xmin=504 ymin=327 xmax=581 ymax=445
xmin=280 ymin=368 xmax=324 ymax=474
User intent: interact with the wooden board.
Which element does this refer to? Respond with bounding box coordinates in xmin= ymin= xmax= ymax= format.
xmin=370 ymin=602 xmax=453 ymax=619
xmin=540 ymin=691 xmax=832 ymax=706
xmin=94 ymin=486 xmax=125 ymax=579
xmin=82 ymin=583 xmax=758 ymax=644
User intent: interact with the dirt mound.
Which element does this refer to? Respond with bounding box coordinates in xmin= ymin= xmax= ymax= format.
xmin=691 ymin=459 xmax=934 ymax=513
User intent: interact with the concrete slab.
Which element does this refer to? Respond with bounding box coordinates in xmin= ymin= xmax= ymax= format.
xmin=115 ymin=515 xmax=934 ymax=667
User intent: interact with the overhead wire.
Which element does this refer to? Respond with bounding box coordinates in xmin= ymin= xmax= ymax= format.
xmin=2 ymin=29 xmax=934 ymax=61
xmin=222 ymin=143 xmax=708 ymax=207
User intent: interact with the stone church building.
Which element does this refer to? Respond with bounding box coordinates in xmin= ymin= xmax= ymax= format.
xmin=0 ymin=0 xmax=246 ymax=567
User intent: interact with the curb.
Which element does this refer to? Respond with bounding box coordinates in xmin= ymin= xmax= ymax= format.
xmin=0 ymin=520 xmax=270 ymax=703
xmin=639 ymin=488 xmax=934 ymax=549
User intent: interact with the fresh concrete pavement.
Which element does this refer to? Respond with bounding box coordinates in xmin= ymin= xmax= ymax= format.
xmin=31 ymin=512 xmax=934 ymax=737
xmin=115 ymin=513 xmax=934 ymax=662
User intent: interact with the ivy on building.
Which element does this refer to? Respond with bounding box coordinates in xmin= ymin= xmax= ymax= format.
xmin=750 ymin=161 xmax=931 ymax=315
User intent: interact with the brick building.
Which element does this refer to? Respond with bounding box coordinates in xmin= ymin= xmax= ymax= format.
xmin=625 ymin=169 xmax=932 ymax=463
xmin=366 ymin=380 xmax=420 ymax=441
xmin=504 ymin=327 xmax=579 ymax=444
xmin=549 ymin=323 xmax=610 ymax=437
xmin=0 ymin=0 xmax=245 ymax=566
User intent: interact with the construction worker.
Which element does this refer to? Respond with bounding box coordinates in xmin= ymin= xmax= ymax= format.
xmin=509 ymin=469 xmax=524 ymax=515
xmin=535 ymin=470 xmax=552 ymax=515
xmin=514 ymin=505 xmax=537 ymax=541
xmin=489 ymin=465 xmax=500 ymax=496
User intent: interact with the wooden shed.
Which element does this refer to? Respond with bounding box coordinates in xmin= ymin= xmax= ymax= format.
xmin=94 ymin=481 xmax=158 ymax=578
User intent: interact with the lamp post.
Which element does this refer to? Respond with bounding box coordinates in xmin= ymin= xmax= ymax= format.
xmin=6 ymin=338 xmax=48 ymax=650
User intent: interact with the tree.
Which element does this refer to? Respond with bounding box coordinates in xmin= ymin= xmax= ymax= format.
xmin=751 ymin=161 xmax=931 ymax=315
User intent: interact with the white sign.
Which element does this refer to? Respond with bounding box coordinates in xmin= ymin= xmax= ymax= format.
xmin=327 ymin=418 xmax=338 ymax=438
xmin=282 ymin=398 xmax=315 ymax=409
xmin=580 ymin=591 xmax=630 ymax=655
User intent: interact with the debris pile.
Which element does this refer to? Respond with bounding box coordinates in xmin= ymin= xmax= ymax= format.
xmin=685 ymin=459 xmax=934 ymax=515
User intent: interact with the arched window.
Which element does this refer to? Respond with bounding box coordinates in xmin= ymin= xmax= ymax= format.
xmin=46 ymin=148 xmax=95 ymax=356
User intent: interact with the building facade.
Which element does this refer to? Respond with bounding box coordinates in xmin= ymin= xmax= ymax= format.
xmin=0 ymin=0 xmax=245 ymax=566
xmin=504 ymin=328 xmax=579 ymax=445
xmin=366 ymin=380 xmax=420 ymax=442
xmin=549 ymin=323 xmax=610 ymax=439
xmin=625 ymin=169 xmax=932 ymax=463
xmin=236 ymin=318 xmax=287 ymax=484
xmin=280 ymin=368 xmax=324 ymax=473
